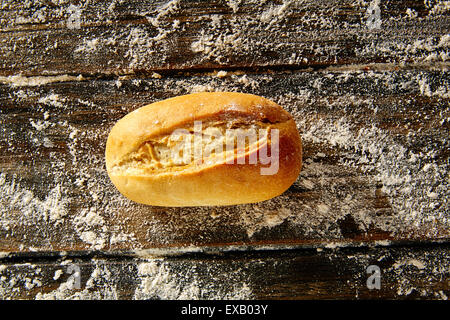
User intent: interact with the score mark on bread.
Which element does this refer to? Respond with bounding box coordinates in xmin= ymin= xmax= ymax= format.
xmin=105 ymin=92 xmax=302 ymax=207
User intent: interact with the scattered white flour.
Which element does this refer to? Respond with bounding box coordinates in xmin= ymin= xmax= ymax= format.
xmin=1 ymin=0 xmax=448 ymax=74
xmin=427 ymin=0 xmax=450 ymax=16
xmin=226 ymin=0 xmax=241 ymax=13
xmin=53 ymin=269 xmax=63 ymax=280
xmin=405 ymin=8 xmax=418 ymax=19
xmin=393 ymin=258 xmax=426 ymax=270
xmin=3 ymin=69 xmax=447 ymax=253
xmin=0 ymin=75 xmax=84 ymax=87
xmin=35 ymin=261 xmax=118 ymax=300
xmin=418 ymin=72 xmax=449 ymax=98
xmin=366 ymin=0 xmax=382 ymax=30
xmin=388 ymin=251 xmax=448 ymax=297
xmin=260 ymin=0 xmax=296 ymax=28
xmin=296 ymin=116 xmax=448 ymax=235
xmin=74 ymin=38 xmax=99 ymax=54
xmin=66 ymin=4 xmax=82 ymax=30
xmin=151 ymin=72 xmax=162 ymax=79
xmin=38 ymin=93 xmax=64 ymax=108
xmin=73 ymin=208 xmax=108 ymax=250
xmin=1 ymin=90 xmax=138 ymax=251
xmin=0 ymin=257 xmax=253 ymax=300
xmin=191 ymin=29 xmax=214 ymax=54
xmin=146 ymin=0 xmax=181 ymax=27
xmin=216 ymin=70 xmax=228 ymax=78
xmin=134 ymin=259 xmax=252 ymax=300
xmin=0 ymin=174 xmax=69 ymax=224
xmin=0 ymin=0 xmax=448 ymax=300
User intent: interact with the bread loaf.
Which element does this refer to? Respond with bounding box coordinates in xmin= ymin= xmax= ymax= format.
xmin=105 ymin=92 xmax=302 ymax=206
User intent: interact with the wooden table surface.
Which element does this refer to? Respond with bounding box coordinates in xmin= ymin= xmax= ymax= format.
xmin=0 ymin=0 xmax=448 ymax=299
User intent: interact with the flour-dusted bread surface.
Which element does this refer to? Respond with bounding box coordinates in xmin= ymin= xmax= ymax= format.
xmin=105 ymin=92 xmax=302 ymax=206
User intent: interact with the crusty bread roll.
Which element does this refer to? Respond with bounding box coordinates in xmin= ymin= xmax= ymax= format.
xmin=105 ymin=92 xmax=302 ymax=206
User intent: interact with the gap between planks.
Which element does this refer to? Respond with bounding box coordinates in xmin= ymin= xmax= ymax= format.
xmin=1 ymin=61 xmax=449 ymax=83
xmin=1 ymin=239 xmax=449 ymax=263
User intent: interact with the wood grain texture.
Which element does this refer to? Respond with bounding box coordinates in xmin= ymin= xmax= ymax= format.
xmin=0 ymin=0 xmax=449 ymax=76
xmin=1 ymin=69 xmax=448 ymax=252
xmin=0 ymin=0 xmax=448 ymax=300
xmin=0 ymin=244 xmax=448 ymax=299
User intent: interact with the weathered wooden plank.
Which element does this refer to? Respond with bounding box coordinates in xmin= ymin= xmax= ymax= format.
xmin=0 ymin=69 xmax=448 ymax=253
xmin=0 ymin=244 xmax=448 ymax=299
xmin=0 ymin=0 xmax=449 ymax=76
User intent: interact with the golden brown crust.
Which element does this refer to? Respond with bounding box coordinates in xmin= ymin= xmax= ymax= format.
xmin=105 ymin=92 xmax=302 ymax=207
